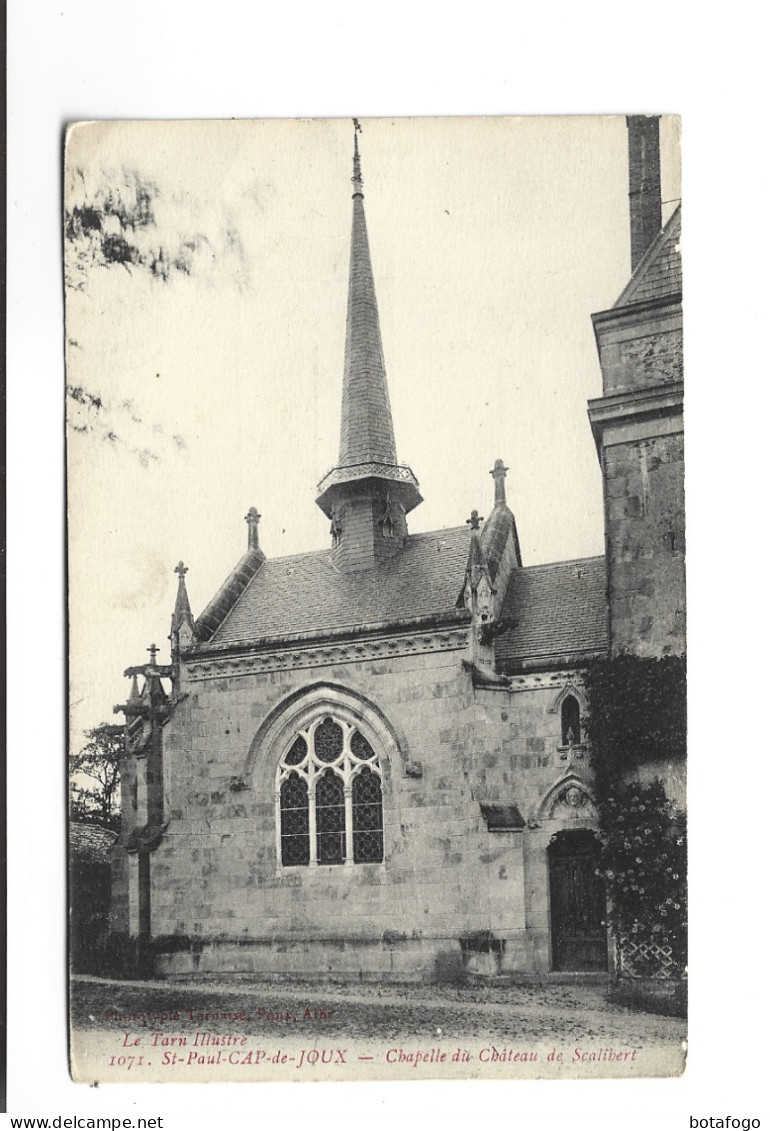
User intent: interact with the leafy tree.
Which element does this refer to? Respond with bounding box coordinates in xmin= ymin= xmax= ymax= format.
xmin=64 ymin=167 xmax=205 ymax=460
xmin=65 ymin=168 xmax=205 ymax=292
xmin=70 ymin=723 xmax=123 ymax=832
xmin=65 ymin=163 xmax=247 ymax=462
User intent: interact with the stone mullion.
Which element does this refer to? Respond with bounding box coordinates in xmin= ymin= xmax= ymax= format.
xmin=342 ymin=730 xmax=355 ymax=865
xmin=308 ymin=762 xmax=318 ymax=867
xmin=344 ymin=773 xmax=354 ymax=865
xmin=273 ymin=788 xmax=282 ymax=867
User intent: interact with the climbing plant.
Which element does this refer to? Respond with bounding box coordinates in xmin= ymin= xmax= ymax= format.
xmin=599 ymin=779 xmax=686 ymax=972
xmin=583 ymin=655 xmax=686 ymax=796
xmin=584 ymin=655 xmax=687 ymax=975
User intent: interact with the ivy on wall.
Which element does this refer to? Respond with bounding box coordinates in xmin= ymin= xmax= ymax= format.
xmin=584 ymin=655 xmax=687 ymax=974
xmin=583 ymin=655 xmax=686 ymax=795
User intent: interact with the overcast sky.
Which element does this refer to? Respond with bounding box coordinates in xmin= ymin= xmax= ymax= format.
xmin=66 ymin=116 xmax=680 ymax=740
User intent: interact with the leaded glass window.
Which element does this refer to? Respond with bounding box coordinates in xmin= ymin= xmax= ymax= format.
xmin=279 ymin=772 xmax=310 ymax=865
xmin=316 ymin=769 xmax=346 ymax=864
xmin=314 ymin=718 xmax=344 ymax=763
xmin=352 ymin=766 xmax=383 ymax=863
xmin=276 ymin=716 xmax=384 ymax=867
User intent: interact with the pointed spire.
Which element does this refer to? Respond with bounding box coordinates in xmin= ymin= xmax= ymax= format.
xmin=462 ymin=508 xmax=494 ymax=624
xmin=170 ymin=562 xmax=195 ymax=672
xmin=338 ymin=123 xmax=397 ymax=470
xmin=465 ymin=510 xmax=489 ymax=585
xmin=315 ymin=122 xmax=421 ymax=566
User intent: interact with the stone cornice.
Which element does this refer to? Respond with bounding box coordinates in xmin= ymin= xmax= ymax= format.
xmin=184 ymin=620 xmax=471 ymax=681
xmin=500 ymin=668 xmax=591 ymax=693
xmin=587 ymin=380 xmax=683 ymax=453
xmin=591 ymin=292 xmax=682 ymax=330
xmin=187 ymin=608 xmax=470 ymax=660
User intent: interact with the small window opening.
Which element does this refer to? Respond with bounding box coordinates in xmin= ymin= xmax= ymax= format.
xmin=561 ymin=695 xmax=581 ymax=746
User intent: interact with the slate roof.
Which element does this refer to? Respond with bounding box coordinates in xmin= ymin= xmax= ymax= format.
xmin=206 ymin=525 xmax=472 ymax=647
xmin=481 ymin=503 xmax=522 ymax=580
xmin=495 ymin=556 xmax=608 ymax=669
xmin=338 ymin=180 xmax=397 ymax=469
xmin=615 ymin=205 xmax=682 ymax=308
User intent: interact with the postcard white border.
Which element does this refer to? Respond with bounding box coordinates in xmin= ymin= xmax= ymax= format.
xmin=6 ymin=0 xmax=765 ymax=1125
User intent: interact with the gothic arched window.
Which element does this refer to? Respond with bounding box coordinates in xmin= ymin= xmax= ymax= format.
xmin=561 ymin=694 xmax=582 ymax=746
xmin=276 ymin=716 xmax=384 ymax=867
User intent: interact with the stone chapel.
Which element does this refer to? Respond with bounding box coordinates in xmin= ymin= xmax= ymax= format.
xmin=112 ymin=117 xmax=684 ymax=980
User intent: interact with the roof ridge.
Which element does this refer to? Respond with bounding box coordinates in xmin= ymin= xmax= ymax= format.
xmin=517 ymin=554 xmax=605 ymax=572
xmin=406 ymin=524 xmax=469 ymax=539
xmin=257 ymin=525 xmax=471 ymax=567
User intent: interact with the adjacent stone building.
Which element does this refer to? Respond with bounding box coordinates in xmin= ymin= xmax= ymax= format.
xmin=112 ymin=118 xmax=683 ymax=981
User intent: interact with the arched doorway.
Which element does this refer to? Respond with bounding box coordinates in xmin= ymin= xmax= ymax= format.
xmin=548 ymin=829 xmax=608 ymax=972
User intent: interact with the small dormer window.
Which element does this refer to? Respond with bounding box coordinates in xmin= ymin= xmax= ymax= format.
xmin=561 ymin=694 xmax=581 ymax=746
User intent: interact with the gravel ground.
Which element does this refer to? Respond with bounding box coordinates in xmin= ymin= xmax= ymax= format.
xmin=72 ymin=974 xmax=686 ymax=1048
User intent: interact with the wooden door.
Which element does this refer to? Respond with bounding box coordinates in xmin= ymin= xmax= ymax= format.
xmin=549 ymin=830 xmax=608 ymax=972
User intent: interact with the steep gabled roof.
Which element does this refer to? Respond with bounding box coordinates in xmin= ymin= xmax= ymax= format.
xmin=203 ymin=525 xmax=472 ymax=648
xmin=614 ymin=205 xmax=682 ymax=308
xmin=481 ymin=503 xmax=522 ymax=581
xmin=194 ymin=547 xmax=266 ymax=643
xmin=494 ymin=556 xmax=608 ymax=669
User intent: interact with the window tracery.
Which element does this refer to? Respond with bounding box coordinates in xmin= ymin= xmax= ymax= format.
xmin=276 ymin=715 xmax=384 ymax=867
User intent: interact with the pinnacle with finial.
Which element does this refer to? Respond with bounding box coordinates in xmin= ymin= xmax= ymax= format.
xmin=245 ymin=506 xmax=262 ymax=551
xmin=171 ymin=559 xmax=193 ymax=632
xmin=490 ymin=459 xmax=509 ymax=506
xmin=466 ymin=510 xmax=483 ymax=531
xmin=147 ymin=643 xmax=159 ymax=665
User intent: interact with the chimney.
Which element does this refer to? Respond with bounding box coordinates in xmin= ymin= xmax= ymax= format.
xmin=626 ymin=116 xmax=662 ymax=272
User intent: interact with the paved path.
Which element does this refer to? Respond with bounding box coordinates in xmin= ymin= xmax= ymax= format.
xmin=72 ymin=973 xmax=685 ymax=1047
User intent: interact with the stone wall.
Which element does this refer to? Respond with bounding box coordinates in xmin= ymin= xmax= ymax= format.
xmin=594 ymin=304 xmax=682 ymax=396
xmin=120 ymin=644 xmax=602 ymax=980
xmin=603 ymin=429 xmax=685 ymax=657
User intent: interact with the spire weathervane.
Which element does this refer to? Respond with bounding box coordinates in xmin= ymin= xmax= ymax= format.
xmin=352 ymin=118 xmax=363 ymax=194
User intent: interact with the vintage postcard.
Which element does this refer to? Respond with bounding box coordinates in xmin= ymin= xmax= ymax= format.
xmin=66 ymin=115 xmax=685 ymax=1083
